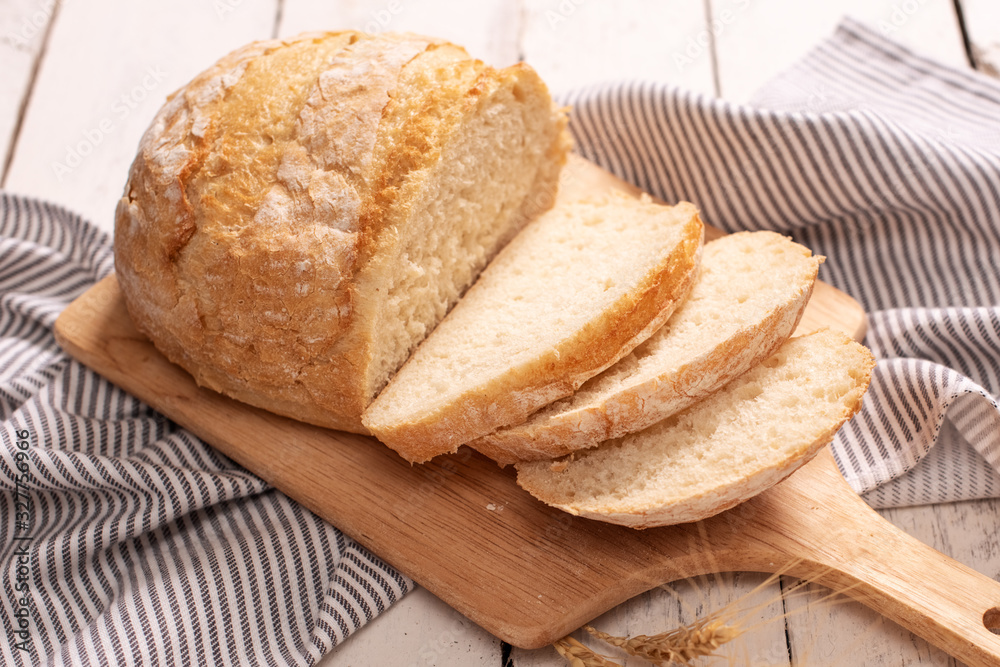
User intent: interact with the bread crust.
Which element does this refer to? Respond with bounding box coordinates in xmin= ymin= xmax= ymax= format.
xmin=557 ymin=399 xmax=865 ymax=529
xmin=363 ymin=205 xmax=704 ymax=463
xmin=472 ymin=232 xmax=822 ymax=465
xmin=115 ymin=32 xmax=568 ymax=433
xmin=515 ymin=330 xmax=875 ymax=529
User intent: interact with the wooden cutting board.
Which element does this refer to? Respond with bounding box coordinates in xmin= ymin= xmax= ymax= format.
xmin=54 ymin=157 xmax=1000 ymax=665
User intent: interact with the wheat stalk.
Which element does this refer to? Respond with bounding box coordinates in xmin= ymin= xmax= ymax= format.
xmin=553 ymin=636 xmax=623 ymax=667
xmin=553 ymin=561 xmax=864 ymax=667
xmin=584 ymin=615 xmax=742 ymax=666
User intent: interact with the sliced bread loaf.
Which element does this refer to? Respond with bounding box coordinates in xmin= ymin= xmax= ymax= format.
xmin=471 ymin=231 xmax=822 ymax=465
xmin=515 ymin=329 xmax=874 ymax=528
xmin=115 ymin=32 xmax=570 ymax=434
xmin=362 ymin=194 xmax=704 ymax=463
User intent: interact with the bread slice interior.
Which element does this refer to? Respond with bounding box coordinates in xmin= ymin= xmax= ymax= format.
xmin=357 ymin=58 xmax=570 ymax=404
xmin=515 ymin=328 xmax=874 ymax=528
xmin=472 ymin=231 xmax=822 ymax=464
xmin=363 ymin=194 xmax=704 ymax=462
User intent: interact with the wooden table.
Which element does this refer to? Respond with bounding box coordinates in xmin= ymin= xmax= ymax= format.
xmin=3 ymin=1 xmax=998 ymax=665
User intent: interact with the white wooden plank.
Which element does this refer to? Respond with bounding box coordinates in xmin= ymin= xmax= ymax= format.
xmin=3 ymin=0 xmax=277 ymax=233
xmin=0 ymin=0 xmax=56 ymax=174
xmin=711 ymin=0 xmax=969 ymax=102
xmin=510 ymin=573 xmax=791 ymax=665
xmin=315 ymin=586 xmax=502 ymax=666
xmin=960 ymin=0 xmax=1000 ymax=77
xmin=780 ymin=578 xmax=958 ymax=665
xmin=278 ymin=0 xmax=521 ymax=67
xmin=521 ymin=0 xmax=716 ymax=97
xmin=882 ymin=498 xmax=1000 ymax=584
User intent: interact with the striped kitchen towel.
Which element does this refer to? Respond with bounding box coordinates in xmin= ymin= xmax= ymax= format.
xmin=2 ymin=15 xmax=1000 ymax=667
xmin=562 ymin=17 xmax=1000 ymax=509
xmin=0 ymin=196 xmax=410 ymax=664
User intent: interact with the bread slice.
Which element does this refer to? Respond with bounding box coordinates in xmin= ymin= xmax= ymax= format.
xmin=516 ymin=329 xmax=874 ymax=528
xmin=362 ymin=194 xmax=704 ymax=463
xmin=471 ymin=232 xmax=822 ymax=465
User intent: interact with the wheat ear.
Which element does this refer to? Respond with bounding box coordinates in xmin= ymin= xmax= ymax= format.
xmin=553 ymin=636 xmax=623 ymax=667
xmin=584 ymin=615 xmax=742 ymax=666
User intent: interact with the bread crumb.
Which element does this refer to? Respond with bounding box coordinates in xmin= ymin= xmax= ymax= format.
xmin=549 ymin=460 xmax=569 ymax=473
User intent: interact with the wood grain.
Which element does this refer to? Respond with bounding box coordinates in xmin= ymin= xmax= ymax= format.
xmin=53 ymin=158 xmax=1000 ymax=663
xmin=325 ymin=586 xmax=503 ymax=665
xmin=511 ymin=570 xmax=791 ymax=666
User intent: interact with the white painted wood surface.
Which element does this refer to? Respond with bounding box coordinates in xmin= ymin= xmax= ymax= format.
xmin=278 ymin=0 xmax=521 ymax=68
xmin=960 ymin=0 xmax=1000 ymax=77
xmin=0 ymin=0 xmax=55 ymax=173
xmin=325 ymin=586 xmax=502 ymax=665
xmin=1 ymin=1 xmax=997 ymax=665
xmin=520 ymin=0 xmax=716 ymax=97
xmin=711 ymin=0 xmax=968 ymax=103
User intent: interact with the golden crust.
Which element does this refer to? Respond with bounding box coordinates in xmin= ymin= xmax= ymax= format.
xmin=115 ymin=32 xmax=568 ymax=433
xmin=364 ymin=206 xmax=705 ymax=463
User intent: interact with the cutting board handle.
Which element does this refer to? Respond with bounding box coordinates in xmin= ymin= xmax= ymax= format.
xmin=749 ymin=449 xmax=1000 ymax=667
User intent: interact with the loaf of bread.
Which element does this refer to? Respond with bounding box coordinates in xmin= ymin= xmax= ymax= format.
xmin=363 ymin=195 xmax=703 ymax=463
xmin=516 ymin=329 xmax=874 ymax=528
xmin=114 ymin=31 xmax=570 ymax=433
xmin=471 ymin=231 xmax=822 ymax=465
